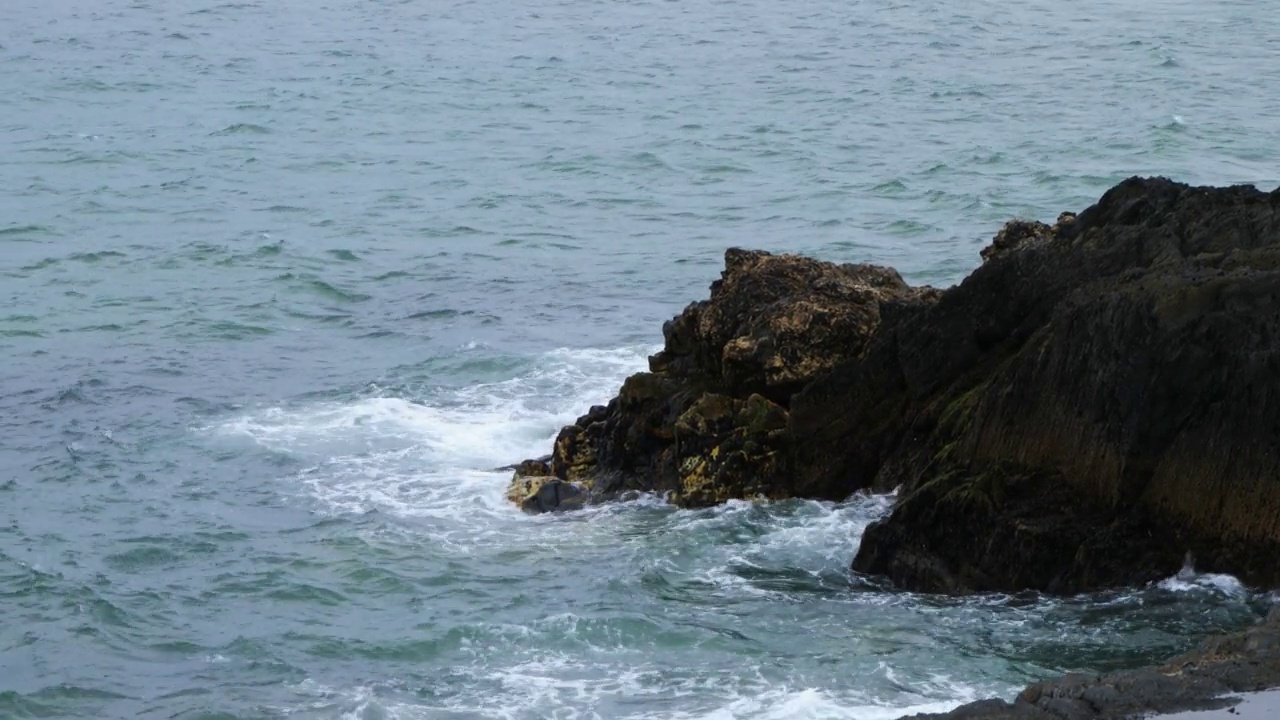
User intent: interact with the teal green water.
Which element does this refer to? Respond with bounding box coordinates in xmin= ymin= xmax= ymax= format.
xmin=2 ymin=0 xmax=1278 ymax=718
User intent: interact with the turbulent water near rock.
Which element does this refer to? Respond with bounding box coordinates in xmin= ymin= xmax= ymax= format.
xmin=2 ymin=0 xmax=1279 ymax=718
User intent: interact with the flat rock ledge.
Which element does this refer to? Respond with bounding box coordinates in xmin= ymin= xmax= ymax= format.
xmin=902 ymin=608 xmax=1280 ymax=720
xmin=507 ymin=176 xmax=1280 ymax=595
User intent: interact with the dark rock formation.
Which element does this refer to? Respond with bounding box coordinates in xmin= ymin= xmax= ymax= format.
xmin=901 ymin=608 xmax=1280 ymax=720
xmin=508 ymin=177 xmax=1280 ymax=594
xmin=839 ymin=178 xmax=1280 ymax=593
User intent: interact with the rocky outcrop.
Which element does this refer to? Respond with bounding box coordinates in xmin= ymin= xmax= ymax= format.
xmin=506 ymin=248 xmax=936 ymax=509
xmin=837 ymin=178 xmax=1280 ymax=593
xmin=508 ymin=177 xmax=1280 ymax=594
xmin=902 ymin=608 xmax=1280 ymax=720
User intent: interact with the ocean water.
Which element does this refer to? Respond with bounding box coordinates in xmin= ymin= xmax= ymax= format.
xmin=2 ymin=0 xmax=1279 ymax=718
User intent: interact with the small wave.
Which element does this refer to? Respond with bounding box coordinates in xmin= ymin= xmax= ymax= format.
xmin=68 ymin=250 xmax=127 ymax=263
xmin=207 ymin=321 xmax=274 ymax=339
xmin=0 ymin=684 xmax=134 ymax=713
xmin=210 ymin=123 xmax=271 ymax=135
xmin=404 ymin=308 xmax=465 ymax=320
xmin=19 ymin=257 xmax=59 ymax=271
xmin=1155 ymin=573 xmax=1247 ymax=596
xmin=265 ymin=583 xmax=348 ymax=606
xmin=0 ymin=224 xmax=54 ymax=240
xmin=271 ymin=274 xmax=371 ymax=303
xmin=1155 ymin=559 xmax=1247 ymax=597
xmin=884 ymin=219 xmax=935 ymax=236
xmin=103 ymin=546 xmax=183 ymax=572
xmin=304 ymin=279 xmax=370 ymax=303
xmin=326 ymin=249 xmax=360 ymax=261
xmin=630 ymin=493 xmax=896 ymax=605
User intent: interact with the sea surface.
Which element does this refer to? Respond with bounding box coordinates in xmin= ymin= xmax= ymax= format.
xmin=2 ymin=0 xmax=1279 ymax=718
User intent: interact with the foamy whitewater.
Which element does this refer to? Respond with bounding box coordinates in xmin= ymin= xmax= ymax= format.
xmin=3 ymin=0 xmax=1279 ymax=717
xmin=191 ymin=346 xmax=1261 ymax=719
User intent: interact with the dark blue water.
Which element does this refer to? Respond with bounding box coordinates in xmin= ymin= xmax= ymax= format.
xmin=2 ymin=0 xmax=1278 ymax=717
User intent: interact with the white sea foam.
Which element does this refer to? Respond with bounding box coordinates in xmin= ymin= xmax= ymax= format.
xmin=285 ymin=669 xmax=986 ymax=720
xmin=220 ymin=346 xmax=655 ymax=469
xmin=212 ymin=345 xmax=656 ymax=521
xmin=207 ymin=340 xmax=886 ymax=579
xmin=672 ymin=686 xmax=974 ymax=720
xmin=753 ymin=492 xmax=896 ymax=564
xmin=661 ymin=491 xmax=896 ymax=600
xmin=1156 ymin=571 xmax=1248 ymax=597
xmin=219 ymin=347 xmax=991 ymax=720
xmin=1155 ymin=555 xmax=1248 ymax=597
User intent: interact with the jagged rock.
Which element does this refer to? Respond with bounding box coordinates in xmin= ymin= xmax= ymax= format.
xmin=979 ymin=213 xmax=1076 ymax=263
xmin=649 ymin=247 xmax=934 ymax=403
xmin=509 ymin=248 xmax=927 ymax=509
xmin=508 ymin=177 xmax=1280 ymax=593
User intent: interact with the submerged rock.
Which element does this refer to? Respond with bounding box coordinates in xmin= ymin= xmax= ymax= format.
xmin=508 ymin=177 xmax=1280 ymax=594
xmin=900 ymin=609 xmax=1280 ymax=720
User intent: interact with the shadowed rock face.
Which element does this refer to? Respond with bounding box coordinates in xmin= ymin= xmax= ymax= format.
xmin=508 ymin=177 xmax=1280 ymax=594
xmin=836 ymin=178 xmax=1280 ymax=593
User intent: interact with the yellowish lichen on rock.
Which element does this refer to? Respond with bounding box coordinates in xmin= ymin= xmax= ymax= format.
xmin=552 ymin=425 xmax=597 ymax=481
xmin=505 ymin=473 xmax=551 ymax=506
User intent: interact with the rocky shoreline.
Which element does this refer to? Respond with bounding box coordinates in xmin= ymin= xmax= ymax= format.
xmin=506 ymin=177 xmax=1280 ymax=713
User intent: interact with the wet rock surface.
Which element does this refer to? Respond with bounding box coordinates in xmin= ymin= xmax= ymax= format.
xmin=900 ymin=609 xmax=1280 ymax=720
xmin=507 ymin=176 xmax=1280 ymax=594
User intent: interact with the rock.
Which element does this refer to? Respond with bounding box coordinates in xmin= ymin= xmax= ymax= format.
xmin=840 ymin=177 xmax=1280 ymax=592
xmin=509 ymin=248 xmax=927 ymax=509
xmin=508 ymin=176 xmax=1280 ymax=593
xmin=504 ymin=466 xmax=550 ymax=505
xmin=505 ymin=459 xmax=589 ymax=513
xmin=899 ymin=609 xmax=1280 ymax=719
xmin=520 ymin=479 xmax=588 ymax=513
xmin=979 ymin=213 xmax=1076 ymax=263
xmin=672 ymin=392 xmax=790 ymax=506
